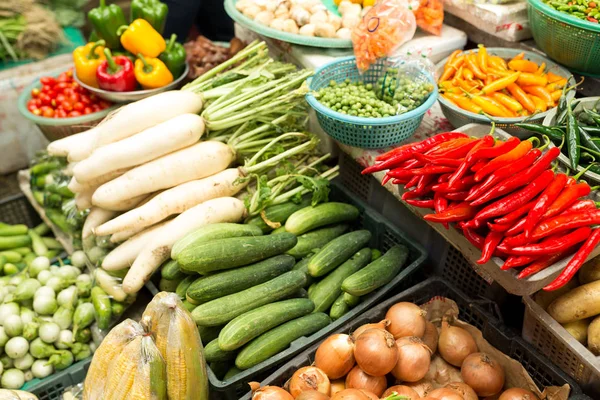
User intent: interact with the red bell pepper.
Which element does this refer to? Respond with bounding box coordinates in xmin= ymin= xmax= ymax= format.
xmin=96 ymin=48 xmax=136 ymax=92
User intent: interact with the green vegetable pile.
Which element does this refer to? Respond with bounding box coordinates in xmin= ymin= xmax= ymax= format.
xmin=543 ymin=0 xmax=600 ymax=23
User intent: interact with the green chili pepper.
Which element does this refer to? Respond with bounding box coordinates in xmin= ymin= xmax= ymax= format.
xmin=580 ymin=126 xmax=600 ymax=154
xmin=91 ymin=286 xmax=112 ymax=330
xmin=566 ymin=100 xmax=581 ymax=170
xmin=515 ymin=123 xmax=565 ymax=142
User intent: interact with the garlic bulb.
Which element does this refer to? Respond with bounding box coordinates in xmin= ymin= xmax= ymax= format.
xmin=282 ymin=18 xmax=300 ymax=33
xmin=235 ymin=0 xmax=252 ymax=12
xmin=336 ymin=27 xmax=352 ymax=39
xmin=310 ymin=10 xmax=328 ymax=24
xmin=274 ymin=4 xmax=290 ymax=18
xmin=255 ymin=10 xmax=275 ymax=25
xmin=243 ymin=4 xmax=262 ymax=19
xmin=314 ymin=22 xmax=336 ymax=38
xmin=290 ymin=6 xmax=311 ymax=26
xmin=327 ymin=12 xmax=342 ymax=30
xmin=270 ymin=18 xmax=286 ymax=30
xmin=342 ymin=14 xmax=361 ymax=29
xmin=299 ymin=23 xmax=316 ymax=36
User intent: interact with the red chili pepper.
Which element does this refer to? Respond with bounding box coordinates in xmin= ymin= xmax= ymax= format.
xmin=544 ymin=229 xmax=600 ymax=290
xmin=517 ymin=250 xmax=572 ymax=279
xmin=472 ymin=170 xmax=555 ymax=222
xmin=505 ymin=217 xmax=526 ymax=237
xmin=391 ymin=178 xmax=405 ymax=185
xmin=531 ymin=209 xmax=600 ymax=241
xmin=426 ymin=137 xmax=474 ymax=156
xmin=444 ymin=191 xmax=470 ymax=201
xmin=494 ymin=201 xmax=536 ymax=225
xmin=470 ymin=160 xmax=487 ymax=172
xmin=432 ymin=176 xmax=475 ymax=193
xmin=501 ymin=255 xmax=538 ymax=270
xmin=474 ymin=139 xmax=533 ymax=182
xmin=428 ymin=139 xmax=481 ymax=159
xmin=463 ymin=227 xmax=484 ymax=249
xmin=508 ymin=227 xmax=591 ymax=256
xmin=563 ymin=200 xmax=597 ymax=213
xmin=448 ymin=136 xmax=495 ymax=188
xmin=402 ymin=186 xmax=434 ymax=200
xmin=414 ymin=153 xmax=464 ymax=167
xmin=488 ymin=222 xmax=511 ymax=232
xmin=416 ymin=174 xmax=434 ymax=193
xmin=423 ymin=202 xmax=477 ymax=223
xmin=405 ymin=199 xmax=435 ymax=208
xmin=465 ymin=149 xmax=541 ymax=202
xmin=389 ymin=165 xmax=456 ymax=178
xmin=542 ymin=182 xmax=592 ymax=219
xmin=375 ymin=142 xmax=417 ymax=162
xmin=404 ymin=175 xmax=420 ymax=189
xmin=438 ymin=173 xmax=451 ymax=183
xmin=434 ymin=192 xmax=449 ymax=229
xmin=471 ymin=147 xmax=560 ymax=207
xmin=477 ymin=231 xmax=503 ymax=264
xmin=523 ymin=173 xmax=567 ymax=238
xmin=470 ymin=136 xmax=520 ymax=161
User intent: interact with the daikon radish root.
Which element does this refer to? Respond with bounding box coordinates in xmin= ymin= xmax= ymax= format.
xmin=110 ymin=227 xmax=144 ymax=244
xmin=96 ymin=168 xmax=248 ymax=236
xmin=83 ymin=207 xmax=118 ymax=239
xmin=92 ymin=141 xmax=235 ymax=210
xmin=74 ymin=114 xmax=205 ymax=183
xmin=123 ymin=197 xmax=246 ymax=294
xmin=67 ymin=91 xmax=204 ymax=162
xmin=64 ymin=162 xmax=77 ymax=176
xmin=94 ymin=268 xmax=128 ymax=302
xmin=101 ymin=193 xmax=151 ymax=212
xmin=68 ymin=168 xmax=131 ymax=194
xmin=75 ymin=189 xmax=94 ymax=211
xmin=47 ymin=129 xmax=98 ymax=157
xmin=101 ymin=221 xmax=170 ymax=271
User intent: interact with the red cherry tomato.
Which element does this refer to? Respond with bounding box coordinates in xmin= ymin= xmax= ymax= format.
xmin=56 ymin=94 xmax=66 ymax=103
xmin=46 ymin=90 xmax=57 ymax=100
xmin=62 ymin=101 xmax=74 ymax=112
xmin=56 ymin=73 xmax=70 ymax=83
xmin=80 ymin=95 xmax=91 ymax=105
xmin=41 ymin=85 xmax=54 ymax=93
xmin=92 ymin=104 xmax=102 ymax=112
xmin=39 ymin=93 xmax=51 ymax=106
xmin=27 ymin=100 xmax=38 ymax=112
xmin=51 ymin=99 xmax=57 ymax=108
xmin=69 ymin=111 xmax=82 ymax=117
xmin=42 ymin=108 xmax=55 ymax=118
xmin=30 ymin=88 xmax=40 ymax=98
xmin=54 ymin=82 xmax=69 ymax=92
xmin=40 ymin=77 xmax=56 ymax=86
xmin=32 ymin=109 xmax=42 ymax=116
xmin=55 ymin=109 xmax=68 ymax=118
xmin=73 ymin=102 xmax=85 ymax=112
xmin=65 ymin=69 xmax=73 ymax=78
xmin=99 ymin=100 xmax=111 ymax=109
xmin=68 ymin=93 xmax=80 ymax=103
xmin=83 ymin=107 xmax=93 ymax=115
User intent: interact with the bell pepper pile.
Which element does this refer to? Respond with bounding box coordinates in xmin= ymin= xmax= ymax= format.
xmin=73 ymin=0 xmax=186 ymax=92
xmin=439 ymin=45 xmax=568 ymax=117
xmin=362 ymin=131 xmax=600 ymax=291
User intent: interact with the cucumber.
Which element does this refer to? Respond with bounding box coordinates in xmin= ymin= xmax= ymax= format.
xmin=0 ymin=235 xmax=31 ymax=251
xmin=343 ymin=292 xmax=360 ymax=307
xmin=235 ymin=312 xmax=331 ymax=370
xmin=171 ymin=223 xmax=263 ymax=259
xmin=294 ymin=288 xmax=308 ymax=298
xmin=182 ymin=300 xmax=197 ymax=312
xmin=287 ymin=224 xmax=349 ymax=259
xmin=371 ymin=249 xmax=382 ymax=260
xmin=246 ymin=196 xmax=312 ymax=233
xmin=191 ymin=270 xmax=307 ymax=326
xmin=342 ymin=245 xmax=409 ymax=296
xmin=218 ymin=298 xmax=315 ymax=351
xmin=309 ymin=248 xmax=371 ymax=313
xmin=285 ymin=203 xmax=359 ymax=235
xmin=175 ymin=276 xmax=196 ymax=300
xmin=187 ymin=255 xmax=295 ymax=304
xmin=197 ymin=325 xmax=224 ymax=345
xmin=330 ymin=293 xmax=350 ymax=320
xmin=158 ymin=277 xmax=181 ymax=292
xmin=307 ymin=282 xmax=317 ymax=297
xmin=177 ymin=233 xmax=298 ymax=274
xmin=308 ymin=230 xmax=372 ymax=277
xmin=0 ymin=225 xmax=28 ymax=236
xmin=270 ymin=226 xmax=287 ymax=235
xmin=224 ymin=366 xmax=242 ymax=380
xmin=0 ymin=251 xmax=22 ymax=263
xmin=292 ymin=253 xmax=317 ymax=287
xmin=205 ymin=339 xmax=237 ymax=362
xmin=161 ymin=259 xmax=188 ymax=281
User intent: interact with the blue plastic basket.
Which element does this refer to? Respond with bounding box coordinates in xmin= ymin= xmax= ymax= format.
xmin=306 ymin=56 xmax=438 ymax=149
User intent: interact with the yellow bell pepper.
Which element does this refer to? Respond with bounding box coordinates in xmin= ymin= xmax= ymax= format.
xmin=72 ymin=40 xmax=106 ymax=87
xmin=363 ymin=0 xmax=376 ymax=6
xmin=118 ymin=19 xmax=166 ymax=58
xmin=134 ymin=54 xmax=173 ymax=89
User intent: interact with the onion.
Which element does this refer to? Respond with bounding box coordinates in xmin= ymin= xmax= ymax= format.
xmin=438 ymin=320 xmax=477 ymax=367
xmin=315 ymin=334 xmax=355 ymax=379
xmin=461 ymin=352 xmax=505 ymax=397
xmin=382 ymin=385 xmax=421 ymax=399
xmin=354 ymin=328 xmax=398 ymax=376
xmin=250 ymin=382 xmax=261 ymax=392
xmin=498 ymin=388 xmax=540 ymax=400
xmin=428 ymin=388 xmax=464 ymax=400
xmin=391 ymin=336 xmax=431 ymax=382
xmin=330 ymin=379 xmax=345 ymax=396
xmin=331 ymin=389 xmax=373 ymax=400
xmin=345 ymin=365 xmax=387 ymax=397
xmin=385 ymin=302 xmax=426 ymax=339
xmin=290 ymin=366 xmax=331 ymax=397
xmin=445 ymin=382 xmax=477 ymax=400
xmin=351 ymin=319 xmax=390 ymax=340
xmin=360 ymin=391 xmax=378 ymax=400
xmin=405 ymin=380 xmax=433 ymax=397
xmin=296 ymin=390 xmax=331 ymax=400
xmin=422 ymin=321 xmax=438 ymax=353
xmin=252 ymin=386 xmax=294 ymax=400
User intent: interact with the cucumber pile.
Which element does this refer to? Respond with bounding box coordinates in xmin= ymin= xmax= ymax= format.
xmin=162 ymin=199 xmax=410 ymax=380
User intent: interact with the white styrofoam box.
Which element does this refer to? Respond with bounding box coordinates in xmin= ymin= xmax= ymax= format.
xmin=443 ymin=0 xmax=531 ymax=42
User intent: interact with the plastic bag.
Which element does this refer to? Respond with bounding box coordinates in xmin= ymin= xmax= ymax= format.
xmin=351 ymin=0 xmax=417 ymax=72
xmin=413 ymin=0 xmax=444 ymax=36
xmin=128 ymin=335 xmax=167 ymax=399
xmin=0 ymin=390 xmax=39 ymax=400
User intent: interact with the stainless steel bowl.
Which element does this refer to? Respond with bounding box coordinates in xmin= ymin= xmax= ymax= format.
xmin=74 ymin=62 xmax=190 ymax=103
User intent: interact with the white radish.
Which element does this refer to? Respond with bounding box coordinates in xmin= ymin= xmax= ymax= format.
xmin=68 ymin=168 xmax=131 ymax=193
xmin=92 ymin=141 xmax=234 ymax=209
xmin=109 ymin=226 xmax=146 ymax=244
xmin=66 ymin=91 xmax=204 ymax=162
xmin=123 ymin=197 xmax=246 ymax=294
xmin=75 ymin=189 xmax=94 ymax=211
xmin=101 ymin=220 xmax=170 ymax=271
xmin=82 ymin=207 xmax=118 ymax=239
xmin=47 ymin=129 xmax=98 ymax=157
xmin=74 ymin=114 xmax=205 ymax=183
xmin=94 ymin=269 xmax=127 ymax=302
xmin=101 ymin=193 xmax=150 ymax=212
xmin=63 ymin=162 xmax=77 ymax=176
xmin=95 ymin=168 xmax=248 ymax=236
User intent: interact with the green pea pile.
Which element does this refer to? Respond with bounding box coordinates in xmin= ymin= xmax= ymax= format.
xmin=377 ymin=74 xmax=436 ymax=113
xmin=543 ymin=0 xmax=599 ymax=22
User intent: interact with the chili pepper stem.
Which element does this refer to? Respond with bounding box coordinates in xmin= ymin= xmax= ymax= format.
xmin=87 ymin=40 xmax=105 ymax=60
xmin=573 ymin=162 xmax=597 ymax=181
xmin=103 ymin=48 xmax=121 ymax=75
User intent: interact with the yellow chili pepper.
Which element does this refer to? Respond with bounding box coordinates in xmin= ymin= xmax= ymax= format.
xmin=517 ymin=73 xmax=548 ymax=87
xmin=551 ymin=89 xmax=562 ymax=102
xmin=444 ymin=92 xmax=483 ymax=114
xmin=119 ymin=19 xmax=166 ymax=58
xmin=487 ymin=68 xmax=511 ymax=77
xmin=462 ymin=67 xmax=474 ymax=81
xmin=507 ymin=59 xmax=538 ymax=73
xmin=546 ymin=72 xmax=564 ymax=83
xmin=489 ymin=56 xmax=508 ymax=70
xmin=465 ymin=54 xmax=486 ymax=80
xmin=481 ymin=72 xmax=520 ymax=95
xmin=529 ymin=95 xmax=547 ymax=112
xmin=134 ymin=53 xmax=173 ymax=89
xmin=72 ymin=40 xmax=106 ymax=88
xmin=512 ymin=52 xmax=525 ymax=61
xmin=451 ymin=66 xmax=464 ymax=86
xmin=522 ymin=85 xmax=554 ymax=107
xmin=477 ymin=44 xmax=488 ymax=73
xmin=468 ymin=93 xmax=513 ymax=117
xmin=507 ymin=83 xmax=537 ymax=114
xmin=457 ymin=78 xmax=478 ymax=93
xmin=536 ymin=62 xmax=546 ymax=75
xmin=492 ymin=92 xmax=523 ymax=113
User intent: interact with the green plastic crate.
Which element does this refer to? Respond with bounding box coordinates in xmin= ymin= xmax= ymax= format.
xmin=22 ymin=359 xmax=91 ymax=400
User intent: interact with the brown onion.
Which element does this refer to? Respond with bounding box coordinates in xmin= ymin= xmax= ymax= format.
xmin=315 ymin=334 xmax=356 ymax=379
xmin=351 ymin=319 xmax=391 ymax=340
xmin=421 ymin=398 xmax=441 ymax=400
xmin=250 ymin=382 xmax=261 ymax=392
xmin=382 ymin=385 xmax=421 ymax=399
xmin=289 ymin=366 xmax=331 ymax=397
xmin=438 ymin=320 xmax=478 ymax=367
xmin=461 ymin=352 xmax=505 ymax=397
xmin=498 ymin=388 xmax=540 ymax=400
xmin=386 ymin=302 xmax=427 ymax=339
xmin=330 ymin=379 xmax=345 ymax=396
xmin=391 ymin=336 xmax=431 ymax=382
xmin=445 ymin=382 xmax=478 ymax=400
xmin=354 ymin=328 xmax=398 ymax=376
xmin=405 ymin=380 xmax=434 ymax=397
xmin=360 ymin=390 xmax=378 ymax=400
xmin=428 ymin=388 xmax=464 ymax=400
xmin=422 ymin=321 xmax=439 ymax=353
xmin=331 ymin=388 xmax=373 ymax=400
xmin=252 ymin=386 xmax=294 ymax=400
xmin=296 ymin=390 xmax=331 ymax=400
xmin=345 ymin=365 xmax=387 ymax=397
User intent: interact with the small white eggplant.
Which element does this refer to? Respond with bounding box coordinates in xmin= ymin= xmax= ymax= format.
xmin=298 ymin=23 xmax=316 ymax=36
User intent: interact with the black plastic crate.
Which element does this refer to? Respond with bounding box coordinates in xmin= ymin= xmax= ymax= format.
xmin=207 ymin=179 xmax=427 ymax=399
xmin=241 ymin=277 xmax=590 ymax=400
xmin=0 ymin=193 xmax=43 ymax=228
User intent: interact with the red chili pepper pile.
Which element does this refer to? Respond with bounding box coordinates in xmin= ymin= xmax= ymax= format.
xmin=363 ymin=132 xmax=600 ymax=291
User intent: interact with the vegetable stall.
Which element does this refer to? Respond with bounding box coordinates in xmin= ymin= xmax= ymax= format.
xmin=1 ymin=0 xmax=600 ymax=399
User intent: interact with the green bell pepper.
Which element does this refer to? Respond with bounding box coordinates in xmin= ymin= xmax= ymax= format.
xmin=87 ymin=0 xmax=127 ymax=49
xmin=159 ymin=34 xmax=186 ymax=78
xmin=130 ymin=0 xmax=169 ymax=34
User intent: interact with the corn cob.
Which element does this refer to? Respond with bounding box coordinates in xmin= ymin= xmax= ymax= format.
xmin=104 ymin=336 xmax=143 ymax=400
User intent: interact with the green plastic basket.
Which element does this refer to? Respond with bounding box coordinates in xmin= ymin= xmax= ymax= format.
xmin=528 ymin=0 xmax=600 ymax=77
xmin=306 ymin=56 xmax=438 ymax=149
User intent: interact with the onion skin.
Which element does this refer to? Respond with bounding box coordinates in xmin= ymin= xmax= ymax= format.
xmin=296 ymin=390 xmax=331 ymax=400
xmin=438 ymin=320 xmax=478 ymax=367
xmin=354 ymin=328 xmax=398 ymax=376
xmin=405 ymin=380 xmax=434 ymax=397
xmin=330 ymin=379 xmax=346 ymax=396
xmin=428 ymin=388 xmax=464 ymax=400
xmin=382 ymin=385 xmax=421 ymax=399
xmin=345 ymin=365 xmax=387 ymax=397
xmin=498 ymin=388 xmax=540 ymax=400
xmin=331 ymin=388 xmax=373 ymax=400
xmin=250 ymin=382 xmax=262 ymax=392
xmin=360 ymin=390 xmax=378 ymax=400
xmin=289 ymin=366 xmax=331 ymax=397
xmin=315 ymin=334 xmax=356 ymax=379
xmin=252 ymin=386 xmax=294 ymax=400
xmin=386 ymin=302 xmax=427 ymax=339
xmin=422 ymin=321 xmax=439 ymax=353
xmin=351 ymin=320 xmax=390 ymax=340
xmin=391 ymin=336 xmax=431 ymax=382
xmin=445 ymin=382 xmax=477 ymax=400
xmin=461 ymin=352 xmax=505 ymax=397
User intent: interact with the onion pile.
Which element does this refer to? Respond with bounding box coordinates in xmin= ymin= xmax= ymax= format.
xmin=290 ymin=367 xmax=331 ymax=397
xmin=386 ymin=302 xmax=427 ymax=339
xmin=315 ymin=334 xmax=356 ymax=379
xmin=391 ymin=337 xmax=431 ymax=382
xmin=498 ymin=388 xmax=540 ymax=400
xmin=438 ymin=320 xmax=478 ymax=367
xmin=461 ymin=352 xmax=505 ymax=397
xmin=354 ymin=329 xmax=398 ymax=376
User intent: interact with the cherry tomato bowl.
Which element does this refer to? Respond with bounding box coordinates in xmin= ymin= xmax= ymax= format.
xmin=18 ymin=69 xmax=119 ymax=142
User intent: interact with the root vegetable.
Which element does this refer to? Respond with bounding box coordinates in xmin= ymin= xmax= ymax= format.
xmin=341 ymin=15 xmax=360 ymax=29
xmin=299 ymin=24 xmax=316 ymax=36
xmin=291 ymin=7 xmax=311 ymax=26
xmin=345 ymin=366 xmax=386 ymax=397
xmin=296 ymin=391 xmax=330 ymax=400
xmin=314 ymin=334 xmax=355 ymax=379
xmin=252 ymin=386 xmax=294 ymax=400
xmin=314 ymin=23 xmax=336 ymax=38
xmin=579 ymin=258 xmax=600 ymax=284
xmin=331 ymin=389 xmax=373 ymax=400
xmin=327 ymin=12 xmax=342 ymax=30
xmin=335 ymin=28 xmax=352 ymax=40
xmin=75 ymin=190 xmax=93 ymax=211
xmin=547 ymin=280 xmax=600 ymax=323
xmin=405 ymin=381 xmax=433 ymax=397
xmin=445 ymin=383 xmax=477 ymax=400
xmin=310 ymin=11 xmax=328 ymax=25
xmin=48 ymin=129 xmax=97 ymax=157
xmin=351 ymin=320 xmax=390 ymax=341
xmin=270 ymin=18 xmax=286 ymax=30
xmin=282 ymin=19 xmax=299 ymax=33
xmin=533 ymin=279 xmax=578 ymax=310
xmin=438 ymin=320 xmax=477 ymax=367
xmin=255 ymin=11 xmax=275 ymax=26
xmin=461 ymin=353 xmax=505 ymax=397
xmin=82 ymin=208 xmax=117 ymax=240
xmin=382 ymin=385 xmax=421 ymax=399
xmin=385 ymin=302 xmax=426 ymax=339
xmin=68 ymin=168 xmax=131 ymax=194
xmin=244 ymin=4 xmax=262 ymax=19
xmin=102 ymin=193 xmax=150 ymax=212
xmin=428 ymin=388 xmax=464 ymax=400
xmin=588 ymin=316 xmax=600 ymax=355
xmin=354 ymin=328 xmax=398 ymax=376
xmin=94 ymin=268 xmax=127 ymax=302
xmin=422 ymin=321 xmax=439 ymax=353
xmin=498 ymin=388 xmax=539 ymax=400
xmin=392 ymin=336 xmax=431 ymax=382
xmin=425 ymin=355 xmax=463 ymax=386
xmin=562 ymin=319 xmax=589 ymax=345
xmin=289 ymin=366 xmax=331 ymax=397
xmin=330 ymin=380 xmax=345 ymax=396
